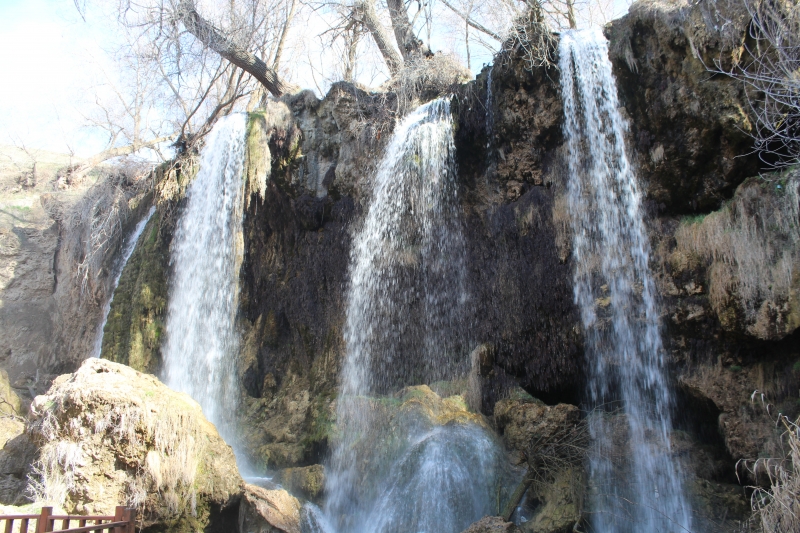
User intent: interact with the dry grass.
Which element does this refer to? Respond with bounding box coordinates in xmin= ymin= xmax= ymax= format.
xmin=384 ymin=53 xmax=472 ymax=116
xmin=44 ymin=163 xmax=155 ymax=296
xmin=675 ymin=172 xmax=800 ymax=336
xmin=739 ymin=393 xmax=800 ymax=533
xmin=501 ymin=9 xmax=557 ymax=72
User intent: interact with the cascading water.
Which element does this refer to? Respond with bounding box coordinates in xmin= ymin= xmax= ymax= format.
xmin=93 ymin=205 xmax=156 ymax=358
xmin=319 ymin=98 xmax=513 ymax=533
xmin=559 ymin=29 xmax=692 ymax=532
xmin=162 ymin=114 xmax=247 ymax=441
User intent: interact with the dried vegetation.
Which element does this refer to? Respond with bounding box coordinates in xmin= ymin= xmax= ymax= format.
xmin=675 ymin=171 xmax=800 ymax=339
xmin=739 ymin=393 xmax=800 ymax=533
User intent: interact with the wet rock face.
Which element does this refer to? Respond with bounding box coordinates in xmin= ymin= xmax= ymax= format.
xmin=101 ymin=210 xmax=172 ymax=374
xmin=650 ymin=171 xmax=800 ymax=468
xmin=606 ymin=0 xmax=759 ymax=214
xmin=451 ymin=49 xmax=583 ymax=406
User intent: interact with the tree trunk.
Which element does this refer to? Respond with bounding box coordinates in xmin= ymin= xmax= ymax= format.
xmin=385 ymin=0 xmax=429 ymax=60
xmin=354 ymin=0 xmax=404 ymax=74
xmin=178 ymin=0 xmax=293 ymax=97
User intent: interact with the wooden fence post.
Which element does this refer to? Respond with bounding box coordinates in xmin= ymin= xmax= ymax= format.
xmin=36 ymin=507 xmax=52 ymax=533
xmin=113 ymin=507 xmax=125 ymax=533
xmin=123 ymin=508 xmax=135 ymax=533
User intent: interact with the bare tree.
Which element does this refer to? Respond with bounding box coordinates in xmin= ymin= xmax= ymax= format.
xmin=717 ymin=0 xmax=800 ymax=168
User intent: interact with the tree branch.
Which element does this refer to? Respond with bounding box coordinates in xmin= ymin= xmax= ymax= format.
xmin=177 ymin=0 xmax=294 ymax=97
xmin=439 ymin=0 xmax=503 ymax=41
xmin=353 ymin=0 xmax=404 ymax=74
xmin=386 ymin=0 xmax=429 ymax=60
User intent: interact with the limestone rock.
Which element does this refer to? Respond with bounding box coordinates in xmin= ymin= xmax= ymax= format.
xmin=460 ymin=516 xmax=520 ymax=533
xmin=0 ymin=370 xmax=23 ymax=450
xmin=494 ymin=397 xmax=581 ymax=460
xmin=0 ymin=433 xmax=37 ymax=506
xmin=26 ymin=358 xmax=242 ymax=530
xmin=278 ymin=464 xmax=325 ymax=501
xmin=239 ymin=483 xmax=301 ymax=533
xmin=607 ymin=0 xmax=759 ymax=213
xmin=520 ymin=468 xmax=582 ymax=533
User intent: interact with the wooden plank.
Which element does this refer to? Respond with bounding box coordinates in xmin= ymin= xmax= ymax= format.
xmin=20 ymin=518 xmax=29 ymax=533
xmin=5 ymin=518 xmax=14 ymax=533
xmin=44 ymin=521 xmax=127 ymax=533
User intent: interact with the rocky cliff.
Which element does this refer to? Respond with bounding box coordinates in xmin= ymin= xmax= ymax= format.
xmin=5 ymin=0 xmax=795 ymax=529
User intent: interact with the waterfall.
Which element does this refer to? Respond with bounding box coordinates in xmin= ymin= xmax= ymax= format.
xmin=162 ymin=114 xmax=247 ymax=440
xmin=559 ymin=29 xmax=692 ymax=532
xmin=321 ymin=98 xmax=509 ymax=533
xmin=93 ymin=205 xmax=156 ymax=358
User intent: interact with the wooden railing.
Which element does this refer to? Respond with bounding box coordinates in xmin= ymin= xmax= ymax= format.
xmin=0 ymin=506 xmax=136 ymax=533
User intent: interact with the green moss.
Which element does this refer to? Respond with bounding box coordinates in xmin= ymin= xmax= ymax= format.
xmin=100 ymin=211 xmax=170 ymax=374
xmin=729 ymin=365 xmax=743 ymax=372
xmin=681 ymin=213 xmax=709 ymax=226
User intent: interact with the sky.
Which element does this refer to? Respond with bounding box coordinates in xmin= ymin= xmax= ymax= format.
xmin=0 ymin=0 xmax=112 ymax=156
xmin=0 ymin=0 xmax=634 ymax=157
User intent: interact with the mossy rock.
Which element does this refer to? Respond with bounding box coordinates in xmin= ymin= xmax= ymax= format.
xmin=100 ymin=211 xmax=170 ymax=374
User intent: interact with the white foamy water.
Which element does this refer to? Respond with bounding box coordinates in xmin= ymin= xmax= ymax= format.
xmin=162 ymin=114 xmax=247 ymax=440
xmin=320 ymin=99 xmax=510 ymax=533
xmin=93 ymin=205 xmax=156 ymax=358
xmin=559 ymin=29 xmax=692 ymax=532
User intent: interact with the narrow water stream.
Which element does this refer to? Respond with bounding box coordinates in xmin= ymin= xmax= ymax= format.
xmin=559 ymin=29 xmax=693 ymax=532
xmin=93 ymin=205 xmax=156 ymax=358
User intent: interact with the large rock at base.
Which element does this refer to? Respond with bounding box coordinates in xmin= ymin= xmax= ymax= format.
xmin=0 ymin=369 xmax=29 ymax=506
xmin=0 ymin=433 xmax=37 ymax=506
xmin=26 ymin=358 xmax=242 ymax=531
xmin=239 ymin=484 xmax=301 ymax=533
xmin=460 ymin=516 xmax=520 ymax=533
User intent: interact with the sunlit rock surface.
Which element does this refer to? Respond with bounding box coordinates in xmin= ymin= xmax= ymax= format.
xmin=239 ymin=483 xmax=301 ymax=533
xmin=26 ymin=358 xmax=242 ymax=531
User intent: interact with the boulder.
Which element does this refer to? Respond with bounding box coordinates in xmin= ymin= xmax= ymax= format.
xmin=0 ymin=433 xmax=37 ymax=506
xmin=0 ymin=369 xmax=23 ymax=449
xmin=26 ymin=358 xmax=242 ymax=531
xmin=495 ymin=396 xmax=585 ymax=533
xmin=460 ymin=516 xmax=520 ymax=533
xmin=494 ymin=397 xmax=581 ymax=462
xmin=519 ymin=468 xmax=582 ymax=533
xmin=278 ymin=464 xmax=324 ymax=501
xmin=238 ymin=483 xmax=301 ymax=533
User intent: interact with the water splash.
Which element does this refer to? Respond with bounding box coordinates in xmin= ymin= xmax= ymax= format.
xmin=162 ymin=114 xmax=247 ymax=441
xmin=559 ymin=29 xmax=692 ymax=532
xmin=321 ymin=99 xmax=509 ymax=533
xmin=93 ymin=205 xmax=156 ymax=358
